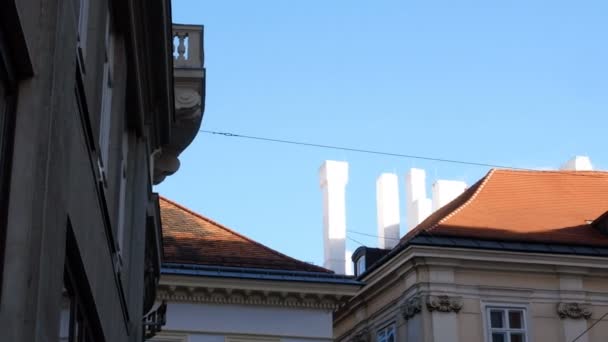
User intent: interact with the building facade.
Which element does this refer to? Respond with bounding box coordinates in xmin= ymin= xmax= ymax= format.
xmin=0 ymin=1 xmax=204 ymax=341
xmin=153 ymin=198 xmax=361 ymax=342
xmin=335 ymin=169 xmax=608 ymax=342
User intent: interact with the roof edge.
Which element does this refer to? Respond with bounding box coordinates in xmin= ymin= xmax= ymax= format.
xmin=428 ymin=168 xmax=496 ymax=233
xmin=161 ymin=263 xmax=362 ymax=285
xmin=160 ymin=196 xmax=333 ymax=274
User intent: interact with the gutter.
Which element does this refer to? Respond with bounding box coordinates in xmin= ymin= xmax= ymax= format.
xmin=357 ymin=234 xmax=608 ymax=280
xmin=162 ymin=263 xmax=363 ymax=285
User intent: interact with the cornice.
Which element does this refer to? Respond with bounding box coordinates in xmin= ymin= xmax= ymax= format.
xmin=157 ymin=284 xmax=348 ymax=310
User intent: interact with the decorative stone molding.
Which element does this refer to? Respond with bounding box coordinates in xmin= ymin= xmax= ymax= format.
xmin=174 ymin=87 xmax=202 ymax=120
xmin=557 ymin=303 xmax=592 ymax=320
xmin=350 ymin=329 xmax=370 ymax=342
xmin=425 ymin=295 xmax=463 ymax=313
xmin=401 ymin=296 xmax=422 ymax=320
xmin=153 ymin=149 xmax=180 ymax=184
xmin=157 ymin=284 xmax=346 ymax=310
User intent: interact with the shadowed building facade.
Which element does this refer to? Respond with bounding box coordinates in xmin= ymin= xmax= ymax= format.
xmin=0 ymin=1 xmax=204 ymax=341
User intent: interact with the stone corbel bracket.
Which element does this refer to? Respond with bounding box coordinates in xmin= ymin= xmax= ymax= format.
xmin=426 ymin=295 xmax=463 ymax=313
xmin=557 ymin=302 xmax=592 ymax=320
xmin=174 ymin=87 xmax=202 ymax=121
xmin=401 ymin=296 xmax=422 ymax=320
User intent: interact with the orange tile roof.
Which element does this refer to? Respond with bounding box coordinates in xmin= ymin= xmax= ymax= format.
xmin=160 ymin=197 xmax=332 ymax=273
xmin=402 ymin=169 xmax=608 ymax=247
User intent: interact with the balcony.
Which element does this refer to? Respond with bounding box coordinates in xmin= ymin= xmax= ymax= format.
xmin=153 ymin=24 xmax=206 ymax=184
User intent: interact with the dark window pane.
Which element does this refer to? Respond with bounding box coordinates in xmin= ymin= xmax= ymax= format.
xmin=511 ymin=332 xmax=525 ymax=342
xmin=492 ymin=332 xmax=505 ymax=342
xmin=377 ymin=331 xmax=385 ymax=342
xmin=490 ymin=310 xmax=504 ymax=328
xmin=0 ymin=80 xmax=6 ymax=164
xmin=509 ymin=310 xmax=523 ymax=329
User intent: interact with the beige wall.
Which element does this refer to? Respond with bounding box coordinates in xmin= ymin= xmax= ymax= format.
xmin=334 ymin=247 xmax=608 ymax=342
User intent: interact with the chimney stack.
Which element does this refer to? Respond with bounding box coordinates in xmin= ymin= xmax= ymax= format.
xmin=432 ymin=180 xmax=467 ymax=211
xmin=319 ymin=160 xmax=348 ymax=274
xmin=376 ymin=173 xmax=401 ymax=249
xmin=560 ymin=156 xmax=593 ymax=171
xmin=405 ymin=168 xmax=432 ymax=231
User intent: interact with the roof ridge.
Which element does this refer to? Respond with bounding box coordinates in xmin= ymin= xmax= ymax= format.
xmin=492 ymin=169 xmax=608 ymax=176
xmin=159 ymin=196 xmax=332 ymax=273
xmin=427 ymin=168 xmax=497 ymax=233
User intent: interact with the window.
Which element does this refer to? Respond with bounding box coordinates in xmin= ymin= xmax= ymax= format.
xmin=99 ymin=12 xmax=114 ymax=186
xmin=76 ymin=0 xmax=89 ymax=64
xmin=356 ymin=255 xmax=366 ymax=276
xmin=376 ymin=324 xmax=395 ymax=342
xmin=62 ymin=223 xmax=103 ymax=342
xmin=0 ymin=29 xmax=17 ymax=301
xmin=486 ymin=307 xmax=527 ymax=342
xmin=98 ymin=12 xmax=115 ymax=184
xmin=0 ymin=64 xmax=7 ymax=168
xmin=116 ymin=130 xmax=129 ymax=254
xmin=63 ymin=277 xmax=96 ymax=342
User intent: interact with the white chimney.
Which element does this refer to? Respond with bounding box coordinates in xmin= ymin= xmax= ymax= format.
xmin=560 ymin=156 xmax=593 ymax=171
xmin=319 ymin=160 xmax=348 ymax=274
xmin=432 ymin=180 xmax=467 ymax=211
xmin=376 ymin=173 xmax=400 ymax=249
xmin=405 ymin=168 xmax=432 ymax=230
xmin=410 ymin=198 xmax=432 ymax=229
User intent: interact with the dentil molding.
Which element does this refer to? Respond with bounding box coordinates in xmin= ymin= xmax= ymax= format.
xmin=157 ymin=284 xmax=345 ymax=310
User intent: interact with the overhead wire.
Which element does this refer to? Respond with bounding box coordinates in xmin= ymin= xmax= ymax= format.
xmin=200 ymin=130 xmax=527 ymax=169
xmin=199 ymin=130 xmax=606 ymax=179
xmin=346 ymin=235 xmax=367 ymax=247
xmin=348 ymin=229 xmax=402 ymax=241
xmin=571 ymin=311 xmax=608 ymax=342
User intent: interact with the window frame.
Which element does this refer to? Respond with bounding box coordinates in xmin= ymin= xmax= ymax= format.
xmin=76 ymin=0 xmax=90 ymax=71
xmin=483 ymin=303 xmax=529 ymax=342
xmin=115 ymin=129 xmax=129 ymax=256
xmin=97 ymin=11 xmax=115 ymax=185
xmin=376 ymin=322 xmax=395 ymax=342
xmin=63 ymin=222 xmax=105 ymax=342
xmin=356 ymin=255 xmax=366 ymax=276
xmin=0 ymin=22 xmax=18 ymax=305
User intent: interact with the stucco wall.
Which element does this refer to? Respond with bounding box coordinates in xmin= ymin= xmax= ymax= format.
xmin=334 ymin=249 xmax=608 ymax=342
xmin=156 ymin=302 xmax=334 ymax=342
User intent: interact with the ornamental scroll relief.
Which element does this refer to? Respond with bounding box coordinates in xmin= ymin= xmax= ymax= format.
xmin=400 ymin=295 xmax=463 ymax=320
xmin=401 ymin=296 xmax=422 ymax=320
xmin=557 ymin=302 xmax=592 ymax=320
xmin=426 ymin=295 xmax=463 ymax=313
xmin=174 ymin=87 xmax=202 ymax=120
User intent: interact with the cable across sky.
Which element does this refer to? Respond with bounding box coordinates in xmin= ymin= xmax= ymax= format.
xmin=199 ymin=130 xmax=604 ymax=180
xmin=200 ymin=130 xmax=528 ymax=169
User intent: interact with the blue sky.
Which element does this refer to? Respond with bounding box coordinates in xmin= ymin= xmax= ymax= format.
xmin=159 ymin=0 xmax=608 ymax=267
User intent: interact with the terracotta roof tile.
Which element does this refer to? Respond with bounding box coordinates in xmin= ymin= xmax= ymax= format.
xmin=160 ymin=197 xmax=332 ymax=273
xmin=402 ymin=169 xmax=608 ymax=247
